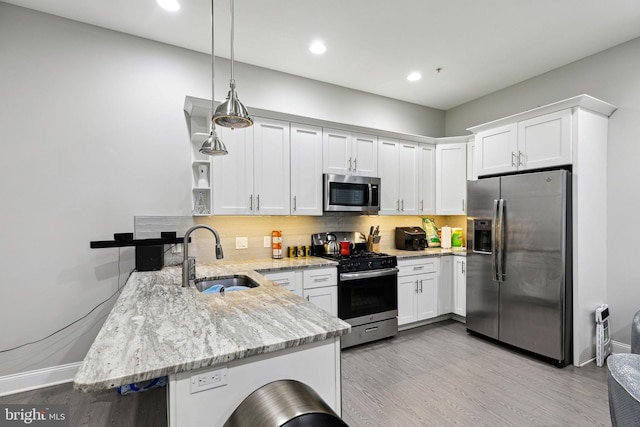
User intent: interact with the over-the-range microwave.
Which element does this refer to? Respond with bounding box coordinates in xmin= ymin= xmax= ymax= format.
xmin=323 ymin=173 xmax=381 ymax=214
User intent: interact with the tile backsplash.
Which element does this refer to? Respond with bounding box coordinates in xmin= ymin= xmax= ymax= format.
xmin=134 ymin=214 xmax=466 ymax=265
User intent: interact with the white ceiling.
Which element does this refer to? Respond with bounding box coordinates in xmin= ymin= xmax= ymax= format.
xmin=6 ymin=0 xmax=640 ymax=110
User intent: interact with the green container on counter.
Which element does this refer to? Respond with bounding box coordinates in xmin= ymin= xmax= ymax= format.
xmin=451 ymin=227 xmax=463 ymax=247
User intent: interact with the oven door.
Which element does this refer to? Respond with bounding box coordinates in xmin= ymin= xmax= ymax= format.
xmin=338 ymin=268 xmax=398 ymax=326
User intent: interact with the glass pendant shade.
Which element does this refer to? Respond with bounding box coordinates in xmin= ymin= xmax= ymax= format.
xmin=199 ymin=129 xmax=227 ymax=156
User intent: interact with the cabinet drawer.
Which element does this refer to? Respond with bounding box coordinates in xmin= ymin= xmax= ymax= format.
xmin=263 ymin=271 xmax=297 ymax=291
xmin=397 ymin=257 xmax=440 ymax=275
xmin=303 ymin=268 xmax=337 ymax=290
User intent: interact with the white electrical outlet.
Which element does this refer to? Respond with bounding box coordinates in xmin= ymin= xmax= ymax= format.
xmin=264 ymin=236 xmax=271 ymax=248
xmin=235 ymin=237 xmax=248 ymax=249
xmin=190 ymin=367 xmax=228 ymax=393
xmin=171 ymin=243 xmax=183 ymax=254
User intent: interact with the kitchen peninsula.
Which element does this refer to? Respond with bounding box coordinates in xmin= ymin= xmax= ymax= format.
xmin=73 ymin=258 xmax=350 ymax=426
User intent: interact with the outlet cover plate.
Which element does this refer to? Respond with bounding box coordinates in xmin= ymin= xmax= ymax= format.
xmin=264 ymin=236 xmax=271 ymax=247
xmin=236 ymin=237 xmax=248 ymax=249
xmin=190 ymin=367 xmax=228 ymax=393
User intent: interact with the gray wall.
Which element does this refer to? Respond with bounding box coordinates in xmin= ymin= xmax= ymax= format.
xmin=0 ymin=2 xmax=443 ymax=378
xmin=446 ymin=37 xmax=640 ymax=346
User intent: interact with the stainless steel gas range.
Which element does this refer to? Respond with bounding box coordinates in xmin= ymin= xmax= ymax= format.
xmin=312 ymin=232 xmax=398 ymax=348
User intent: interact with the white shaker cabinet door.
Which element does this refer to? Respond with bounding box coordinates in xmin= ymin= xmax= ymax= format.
xmin=517 ymin=109 xmax=571 ymax=171
xmin=418 ymin=143 xmax=436 ymax=215
xmin=304 ymin=286 xmax=338 ymax=317
xmin=398 ymin=141 xmax=419 ymax=215
xmin=397 ymin=275 xmax=419 ymax=326
xmin=290 ymin=124 xmax=323 ymax=216
xmin=322 ymin=129 xmax=351 ymax=176
xmin=351 ymin=133 xmax=378 ymax=177
xmin=436 ymin=143 xmax=467 ymax=215
xmin=475 ymin=123 xmax=518 ymax=177
xmin=377 ymin=138 xmax=400 ymax=215
xmin=212 ymin=126 xmax=254 ymax=215
xmin=253 ymin=118 xmax=290 ymax=215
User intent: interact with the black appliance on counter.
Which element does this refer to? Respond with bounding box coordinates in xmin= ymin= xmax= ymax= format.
xmin=311 ymin=232 xmax=398 ymax=349
xmin=394 ymin=226 xmax=427 ymax=251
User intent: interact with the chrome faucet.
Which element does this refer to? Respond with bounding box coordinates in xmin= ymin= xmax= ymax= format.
xmin=182 ymin=224 xmax=224 ymax=287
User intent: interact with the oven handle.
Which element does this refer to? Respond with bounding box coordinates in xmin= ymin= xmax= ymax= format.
xmin=340 ymin=267 xmax=399 ymax=282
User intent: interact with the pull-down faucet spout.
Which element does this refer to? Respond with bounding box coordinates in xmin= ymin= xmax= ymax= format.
xmin=182 ymin=224 xmax=224 ymax=287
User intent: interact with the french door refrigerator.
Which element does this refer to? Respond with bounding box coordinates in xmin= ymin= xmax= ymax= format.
xmin=466 ymin=169 xmax=572 ymax=366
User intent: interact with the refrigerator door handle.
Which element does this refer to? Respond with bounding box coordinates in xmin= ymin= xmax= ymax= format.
xmin=492 ymin=199 xmax=499 ymax=281
xmin=497 ymin=198 xmax=505 ymax=282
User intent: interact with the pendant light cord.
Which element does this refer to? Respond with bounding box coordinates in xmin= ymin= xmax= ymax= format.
xmin=229 ymin=0 xmax=235 ymax=87
xmin=211 ymin=0 xmax=216 ymax=130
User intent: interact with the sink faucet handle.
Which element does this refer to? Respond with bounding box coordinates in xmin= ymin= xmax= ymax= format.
xmin=188 ymin=256 xmax=196 ymax=280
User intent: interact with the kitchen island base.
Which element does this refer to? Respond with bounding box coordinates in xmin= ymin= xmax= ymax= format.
xmin=167 ymin=337 xmax=342 ymax=427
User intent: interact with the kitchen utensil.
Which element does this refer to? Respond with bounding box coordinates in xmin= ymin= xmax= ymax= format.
xmin=340 ymin=241 xmax=352 ymax=256
xmin=324 ymin=233 xmax=339 ymax=255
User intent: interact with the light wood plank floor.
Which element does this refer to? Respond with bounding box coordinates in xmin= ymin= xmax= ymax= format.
xmin=0 ymin=320 xmax=610 ymax=426
xmin=341 ymin=320 xmax=610 ymax=427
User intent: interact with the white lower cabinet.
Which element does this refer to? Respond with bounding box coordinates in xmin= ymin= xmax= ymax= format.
xmin=397 ymin=258 xmax=439 ymax=326
xmin=262 ymin=267 xmax=337 ymax=316
xmin=262 ymin=270 xmax=303 ymax=297
xmin=438 ymin=256 xmax=452 ymax=315
xmin=453 ymin=255 xmax=466 ymax=317
xmin=302 ymin=267 xmax=338 ymax=316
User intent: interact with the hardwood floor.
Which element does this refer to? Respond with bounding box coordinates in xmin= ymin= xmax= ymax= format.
xmin=0 ymin=320 xmax=610 ymax=426
xmin=341 ymin=321 xmax=610 ymax=427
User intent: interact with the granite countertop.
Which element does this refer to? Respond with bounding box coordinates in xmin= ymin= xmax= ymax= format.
xmin=74 ymin=257 xmax=349 ymax=392
xmin=386 ymin=247 xmax=467 ymax=259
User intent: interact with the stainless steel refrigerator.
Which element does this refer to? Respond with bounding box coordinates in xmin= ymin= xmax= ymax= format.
xmin=466 ymin=169 xmax=572 ymax=366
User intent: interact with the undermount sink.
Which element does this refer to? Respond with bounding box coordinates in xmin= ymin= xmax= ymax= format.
xmin=194 ymin=275 xmax=259 ymax=293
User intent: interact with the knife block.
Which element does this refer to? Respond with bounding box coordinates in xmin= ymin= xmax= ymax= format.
xmin=367 ymin=236 xmax=380 ymax=252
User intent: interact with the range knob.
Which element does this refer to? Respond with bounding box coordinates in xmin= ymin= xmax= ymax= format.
xmin=367 ymin=261 xmax=373 ymax=268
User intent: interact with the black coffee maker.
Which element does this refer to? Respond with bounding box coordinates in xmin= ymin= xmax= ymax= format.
xmin=395 ymin=227 xmax=427 ymax=250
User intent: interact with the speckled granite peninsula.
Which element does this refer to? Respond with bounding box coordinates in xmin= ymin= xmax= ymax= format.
xmin=74 ymin=257 xmax=349 ymax=393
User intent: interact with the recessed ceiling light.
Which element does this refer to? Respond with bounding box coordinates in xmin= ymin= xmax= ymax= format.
xmin=309 ymin=41 xmax=327 ymax=55
xmin=157 ymin=0 xmax=180 ymax=12
xmin=407 ymin=72 xmax=422 ymax=82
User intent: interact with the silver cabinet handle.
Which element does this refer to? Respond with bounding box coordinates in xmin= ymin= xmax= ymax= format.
xmin=420 ymin=279 xmax=423 ymax=293
xmin=293 ymin=196 xmax=297 ymax=211
xmin=413 ymin=265 xmax=424 ymax=270
xmin=415 ymin=280 xmax=419 ymax=293
xmin=365 ymin=326 xmax=379 ymax=333
xmin=348 ymin=157 xmax=352 ymax=171
xmin=420 ymin=200 xmax=424 ymax=211
xmin=461 ymin=262 xmax=465 ymax=274
xmin=306 ymin=295 xmax=310 ymax=301
xmin=313 ymin=277 xmax=329 ymax=283
xmin=462 ymin=199 xmax=465 ymax=211
xmin=518 ymin=151 xmax=524 ymax=167
xmin=397 ymin=200 xmax=400 ymax=211
xmin=401 ymin=199 xmax=404 ymax=211
xmin=353 ymin=158 xmax=357 ymax=171
xmin=511 ymin=152 xmax=517 ymax=167
xmin=249 ymin=194 xmax=253 ymax=211
xmin=257 ymin=194 xmax=260 ymax=211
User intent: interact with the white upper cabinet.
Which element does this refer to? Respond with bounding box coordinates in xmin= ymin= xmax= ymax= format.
xmin=436 ymin=142 xmax=467 ymax=215
xmin=475 ymin=123 xmax=518 ymax=176
xmin=418 ymin=143 xmax=436 ymax=214
xmin=518 ymin=109 xmax=571 ymax=170
xmin=474 ymin=108 xmax=572 ymax=177
xmin=212 ymin=118 xmax=290 ymax=215
xmin=378 ymin=138 xmax=419 ymax=215
xmin=253 ymin=118 xmax=291 ymax=215
xmin=211 ymin=126 xmax=255 ymax=215
xmin=323 ymin=128 xmax=378 ymax=177
xmin=290 ymin=124 xmax=323 ymax=216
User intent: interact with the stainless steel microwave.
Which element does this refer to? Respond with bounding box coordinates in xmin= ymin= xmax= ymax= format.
xmin=323 ymin=174 xmax=381 ymax=213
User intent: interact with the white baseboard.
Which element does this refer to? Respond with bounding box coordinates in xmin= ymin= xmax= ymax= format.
xmin=611 ymin=340 xmax=631 ymax=354
xmin=0 ymin=362 xmax=81 ymax=397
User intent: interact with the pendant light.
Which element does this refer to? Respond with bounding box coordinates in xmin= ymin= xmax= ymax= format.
xmin=213 ymin=0 xmax=253 ymax=129
xmin=200 ymin=0 xmax=228 ymax=156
